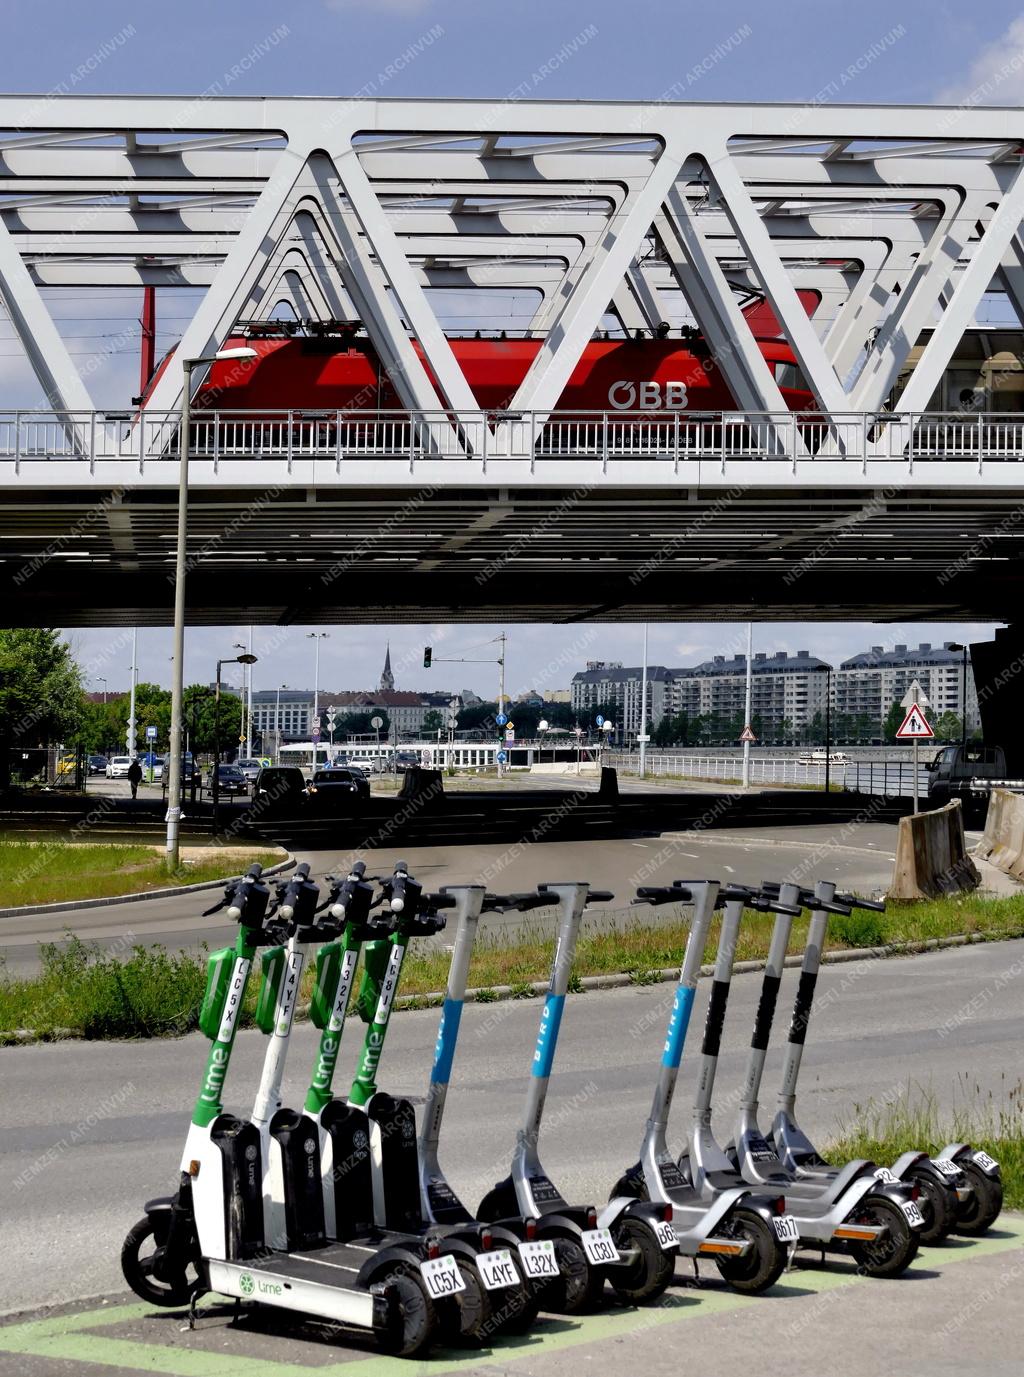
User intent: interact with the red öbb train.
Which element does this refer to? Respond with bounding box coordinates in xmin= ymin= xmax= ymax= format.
xmin=142 ymin=292 xmax=817 ymax=414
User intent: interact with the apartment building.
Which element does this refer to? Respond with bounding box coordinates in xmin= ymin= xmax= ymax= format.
xmin=835 ymin=642 xmax=979 ymax=731
xmin=669 ymin=650 xmax=830 ymax=736
xmin=570 ymin=662 xmax=673 ymax=733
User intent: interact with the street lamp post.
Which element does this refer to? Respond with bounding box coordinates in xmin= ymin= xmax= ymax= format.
xmin=165 ymin=345 xmax=256 ymax=869
xmin=95 ymin=676 xmax=108 ymax=705
xmin=948 ymin=642 xmax=969 ymax=751
xmin=276 ymin=683 xmax=288 ymax=762
xmin=212 ymin=653 xmax=257 ymax=835
xmin=538 ymin=718 xmax=549 ymax=768
xmin=814 ymin=664 xmax=833 ymax=793
xmin=307 ymin=632 xmax=330 ymax=728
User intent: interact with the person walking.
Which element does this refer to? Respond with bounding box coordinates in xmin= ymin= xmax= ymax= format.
xmin=127 ymin=757 xmax=143 ymax=800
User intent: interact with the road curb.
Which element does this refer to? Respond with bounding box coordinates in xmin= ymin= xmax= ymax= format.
xmin=0 ymin=852 xmax=295 ymax=920
xmin=396 ymin=929 xmax=998 ymax=1007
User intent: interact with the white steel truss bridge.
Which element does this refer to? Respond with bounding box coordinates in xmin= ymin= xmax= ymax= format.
xmin=1 ymin=95 xmax=1023 ymax=625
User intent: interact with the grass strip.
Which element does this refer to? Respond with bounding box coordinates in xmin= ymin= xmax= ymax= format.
xmin=3 ymin=891 xmax=1022 ymax=1042
xmin=0 ymin=836 xmax=281 ymax=907
xmin=827 ymin=1079 xmax=1024 ymax=1210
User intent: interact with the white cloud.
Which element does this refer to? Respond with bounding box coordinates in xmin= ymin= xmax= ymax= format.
xmin=938 ymin=18 xmax=1024 ymax=105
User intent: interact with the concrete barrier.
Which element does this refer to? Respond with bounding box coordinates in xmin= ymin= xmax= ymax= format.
xmin=889 ymin=798 xmax=981 ymax=900
xmin=973 ymin=787 xmax=1024 ymax=881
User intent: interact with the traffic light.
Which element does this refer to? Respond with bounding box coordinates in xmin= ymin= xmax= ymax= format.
xmin=423 ymin=646 xmax=432 ymax=669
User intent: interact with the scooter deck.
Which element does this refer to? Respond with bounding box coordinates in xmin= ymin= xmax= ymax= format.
xmin=206 ymin=1239 xmax=390 ymax=1329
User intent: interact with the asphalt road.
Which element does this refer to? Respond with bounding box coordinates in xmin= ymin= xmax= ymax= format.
xmin=0 ymin=823 xmax=900 ymax=976
xmin=2 ymin=937 xmax=1021 ymax=1328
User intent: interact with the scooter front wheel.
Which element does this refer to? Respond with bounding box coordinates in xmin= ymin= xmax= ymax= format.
xmin=713 ymin=1209 xmax=787 ymax=1295
xmin=609 ymin=1218 xmax=675 ymax=1303
xmin=848 ymin=1196 xmax=918 ymax=1277
xmin=375 ymin=1266 xmax=438 ymax=1358
xmin=955 ymin=1161 xmax=1003 ymax=1234
xmin=121 ymin=1217 xmax=198 ymax=1308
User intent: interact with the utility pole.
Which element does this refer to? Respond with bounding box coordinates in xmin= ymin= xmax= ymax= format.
xmin=246 ymin=626 xmax=254 ymax=757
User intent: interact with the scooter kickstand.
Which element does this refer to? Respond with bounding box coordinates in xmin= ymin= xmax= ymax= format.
xmin=690 ymin=1258 xmax=701 ymax=1287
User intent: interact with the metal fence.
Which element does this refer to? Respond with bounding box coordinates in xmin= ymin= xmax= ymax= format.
xmin=623 ymin=752 xmax=931 ymax=797
xmin=2 ymin=408 xmax=1024 ymax=473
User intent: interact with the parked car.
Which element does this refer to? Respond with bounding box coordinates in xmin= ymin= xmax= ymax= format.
xmin=207 ymin=763 xmax=247 ymax=796
xmin=307 ymin=766 xmax=370 ymax=806
xmin=347 ymin=756 xmax=381 ymax=775
xmin=235 ymin=757 xmax=264 ymax=783
xmin=87 ymin=755 xmax=108 ymax=776
xmin=253 ymin=766 xmax=307 ymax=810
xmin=106 ymin=756 xmax=131 ymax=779
xmin=151 ymin=756 xmax=166 ymax=782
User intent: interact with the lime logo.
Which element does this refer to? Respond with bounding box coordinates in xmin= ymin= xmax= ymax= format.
xmin=239 ymin=1272 xmax=255 ymax=1295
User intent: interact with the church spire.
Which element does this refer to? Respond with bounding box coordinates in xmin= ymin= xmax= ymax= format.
xmin=380 ymin=640 xmax=395 ymax=693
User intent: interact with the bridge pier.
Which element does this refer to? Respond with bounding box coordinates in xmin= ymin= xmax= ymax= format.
xmin=971 ymin=627 xmax=1024 ymax=776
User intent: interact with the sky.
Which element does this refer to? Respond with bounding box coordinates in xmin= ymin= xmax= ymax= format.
xmin=3 ymin=0 xmax=1021 ymax=695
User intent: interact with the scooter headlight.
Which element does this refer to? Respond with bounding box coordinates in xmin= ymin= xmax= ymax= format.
xmin=390 ymin=897 xmax=404 ymax=913
xmin=330 ymin=902 xmax=345 ymax=919
xmin=280 ymin=903 xmax=294 ymax=920
xmin=226 ymin=905 xmax=242 ymax=920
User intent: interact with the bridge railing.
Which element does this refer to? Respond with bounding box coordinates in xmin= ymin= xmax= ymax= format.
xmin=1 ymin=407 xmax=1022 ymax=472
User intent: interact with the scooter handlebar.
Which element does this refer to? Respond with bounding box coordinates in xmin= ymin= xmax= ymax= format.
xmin=486 ymin=891 xmax=558 ymax=912
xmin=586 ymin=889 xmax=615 ymax=904
xmin=833 ymin=891 xmax=886 ymax=913
xmin=633 ymin=885 xmax=693 ymax=906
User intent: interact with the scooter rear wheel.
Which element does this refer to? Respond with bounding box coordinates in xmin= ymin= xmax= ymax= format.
xmin=907 ymin=1167 xmax=956 ymax=1244
xmin=542 ymin=1235 xmax=605 ymax=1314
xmin=848 ymin=1196 xmax=918 ymax=1277
xmin=713 ymin=1209 xmax=787 ymax=1294
xmin=434 ymin=1258 xmax=491 ymax=1345
xmin=609 ymin=1218 xmax=675 ymax=1303
xmin=121 ymin=1217 xmax=198 ymax=1308
xmin=955 ymin=1161 xmax=1003 ymax=1235
xmin=375 ymin=1266 xmax=438 ymax=1358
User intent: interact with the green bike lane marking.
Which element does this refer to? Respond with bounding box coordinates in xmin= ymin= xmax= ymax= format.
xmin=3 ymin=1218 xmax=1022 ymax=1377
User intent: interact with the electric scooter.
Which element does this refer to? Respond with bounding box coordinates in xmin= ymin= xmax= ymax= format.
xmin=611 ymin=880 xmax=796 ymax=1293
xmin=476 ymin=882 xmax=680 ymax=1312
xmin=120 ymin=864 xmax=445 ymax=1357
xmin=678 ymin=882 xmax=924 ymax=1278
xmin=312 ymin=861 xmax=525 ymax=1342
xmin=761 ymin=879 xmax=1002 ymax=1237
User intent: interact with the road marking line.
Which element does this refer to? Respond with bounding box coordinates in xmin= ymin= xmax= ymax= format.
xmin=1 ymin=1219 xmax=1020 ymax=1376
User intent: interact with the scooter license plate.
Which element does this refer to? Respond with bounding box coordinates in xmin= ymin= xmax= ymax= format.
xmin=973 ymin=1150 xmax=999 ymax=1172
xmin=476 ymin=1249 xmax=519 ymax=1291
xmin=900 ymin=1199 xmax=925 ymax=1228
xmin=933 ymin=1158 xmax=961 ymax=1178
xmin=654 ymin=1219 xmax=678 ymax=1250
xmin=581 ymin=1228 xmax=620 ymax=1266
xmin=873 ymin=1167 xmax=898 ymax=1183
xmin=420 ymin=1255 xmax=466 ymax=1298
xmin=773 ymin=1214 xmax=800 ymax=1244
xmin=518 ymin=1239 xmax=559 ymax=1279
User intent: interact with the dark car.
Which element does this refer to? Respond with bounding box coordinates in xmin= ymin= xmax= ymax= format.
xmin=87 ymin=755 xmax=108 ymax=775
xmin=394 ymin=750 xmax=419 ymax=772
xmin=307 ymin=767 xmax=370 ymax=806
xmin=253 ymin=766 xmax=307 ymax=810
xmin=208 ymin=763 xmax=247 ymax=796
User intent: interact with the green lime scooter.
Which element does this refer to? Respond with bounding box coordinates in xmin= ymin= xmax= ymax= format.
xmin=120 ymin=863 xmax=445 ymax=1357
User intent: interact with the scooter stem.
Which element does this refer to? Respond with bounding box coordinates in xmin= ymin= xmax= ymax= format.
xmin=192 ymin=923 xmax=260 ymax=1129
xmin=419 ymin=886 xmax=485 ymax=1159
xmin=252 ymin=931 xmax=306 ymax=1129
xmin=776 ymin=879 xmax=835 ymax=1116
xmin=737 ymin=882 xmax=801 ymax=1115
xmin=646 ymin=881 xmax=720 ymax=1141
xmin=692 ymin=896 xmax=745 ymax=1129
xmin=518 ymin=883 xmax=588 ymax=1154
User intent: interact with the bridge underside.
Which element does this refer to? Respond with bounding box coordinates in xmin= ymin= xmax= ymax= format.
xmin=4 ymin=482 xmax=1019 ymax=626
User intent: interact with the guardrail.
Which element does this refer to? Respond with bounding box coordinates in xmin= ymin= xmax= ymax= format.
xmin=2 ymin=408 xmax=1024 ymax=474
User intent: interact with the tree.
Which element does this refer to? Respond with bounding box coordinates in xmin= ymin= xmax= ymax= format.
xmin=934 ymin=711 xmax=963 ymax=743
xmin=0 ymin=629 xmax=84 ymax=787
xmin=882 ymin=700 xmax=905 ymax=741
xmin=422 ymin=709 xmax=444 ymax=733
